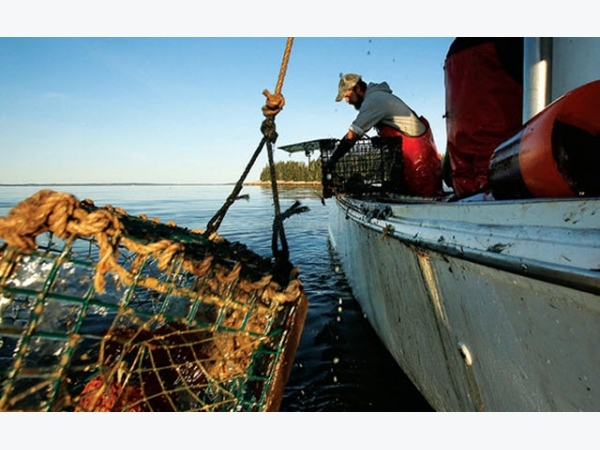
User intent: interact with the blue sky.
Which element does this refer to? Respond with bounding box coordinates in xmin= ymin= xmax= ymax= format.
xmin=0 ymin=3 xmax=582 ymax=185
xmin=1 ymin=37 xmax=455 ymax=184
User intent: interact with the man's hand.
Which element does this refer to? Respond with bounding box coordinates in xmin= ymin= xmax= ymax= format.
xmin=322 ymin=159 xmax=337 ymax=180
xmin=332 ymin=136 xmax=356 ymax=162
xmin=322 ymin=134 xmax=358 ymax=188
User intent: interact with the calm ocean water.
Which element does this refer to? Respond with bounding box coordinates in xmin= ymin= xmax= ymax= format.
xmin=0 ymin=184 xmax=433 ymax=412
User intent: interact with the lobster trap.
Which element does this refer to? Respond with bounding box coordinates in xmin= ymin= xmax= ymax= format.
xmin=280 ymin=137 xmax=403 ymax=198
xmin=0 ymin=190 xmax=308 ymax=412
xmin=324 ymin=137 xmax=403 ymax=198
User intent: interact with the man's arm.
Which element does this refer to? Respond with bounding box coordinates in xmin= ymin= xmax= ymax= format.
xmin=329 ymin=130 xmax=359 ymax=166
xmin=322 ymin=130 xmax=360 ymax=197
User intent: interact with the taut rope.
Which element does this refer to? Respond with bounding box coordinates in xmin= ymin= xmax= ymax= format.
xmin=204 ymin=38 xmax=305 ymax=283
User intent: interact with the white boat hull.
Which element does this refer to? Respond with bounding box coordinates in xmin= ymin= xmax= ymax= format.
xmin=328 ymin=195 xmax=600 ymax=411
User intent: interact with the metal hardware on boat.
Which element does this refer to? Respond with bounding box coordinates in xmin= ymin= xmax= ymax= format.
xmin=382 ymin=224 xmax=395 ymax=238
xmin=458 ymin=341 xmax=473 ymax=366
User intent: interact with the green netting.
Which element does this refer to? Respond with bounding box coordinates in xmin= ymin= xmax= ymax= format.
xmin=0 ymin=190 xmax=307 ymax=412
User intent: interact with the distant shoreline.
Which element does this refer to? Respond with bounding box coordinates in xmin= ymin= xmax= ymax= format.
xmin=245 ymin=181 xmax=322 ymax=186
xmin=0 ymin=182 xmax=235 ymax=187
xmin=0 ymin=181 xmax=322 ymax=187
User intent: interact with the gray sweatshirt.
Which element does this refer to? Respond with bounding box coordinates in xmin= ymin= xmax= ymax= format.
xmin=350 ymin=82 xmax=426 ymax=137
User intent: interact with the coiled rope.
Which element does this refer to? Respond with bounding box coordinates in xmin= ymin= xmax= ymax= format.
xmin=204 ymin=38 xmax=306 ymax=282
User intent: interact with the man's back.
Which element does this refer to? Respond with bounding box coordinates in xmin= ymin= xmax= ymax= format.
xmin=351 ymin=81 xmax=425 ymax=137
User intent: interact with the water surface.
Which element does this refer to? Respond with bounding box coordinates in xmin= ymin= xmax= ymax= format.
xmin=0 ymin=184 xmax=433 ymax=412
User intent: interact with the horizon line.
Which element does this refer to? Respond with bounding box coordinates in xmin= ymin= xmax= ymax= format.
xmin=0 ymin=182 xmax=243 ymax=187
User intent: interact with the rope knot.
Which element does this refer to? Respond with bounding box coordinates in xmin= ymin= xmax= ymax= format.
xmin=261 ymin=117 xmax=278 ymax=144
xmin=261 ymin=89 xmax=285 ymax=118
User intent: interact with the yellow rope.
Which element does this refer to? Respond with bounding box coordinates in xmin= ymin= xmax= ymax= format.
xmin=262 ymin=37 xmax=294 ymax=118
xmin=206 ymin=37 xmax=295 ymax=238
xmin=275 ymin=37 xmax=293 ymax=96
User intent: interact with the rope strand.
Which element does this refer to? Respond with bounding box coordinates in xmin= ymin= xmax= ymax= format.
xmin=204 ymin=38 xmax=294 ymax=240
xmin=275 ymin=38 xmax=294 ymax=95
xmin=203 ymin=38 xmax=307 ymax=287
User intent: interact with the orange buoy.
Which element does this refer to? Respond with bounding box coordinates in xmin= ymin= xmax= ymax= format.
xmin=489 ymin=79 xmax=600 ymax=199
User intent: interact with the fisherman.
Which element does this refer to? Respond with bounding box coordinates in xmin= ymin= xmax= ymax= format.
xmin=444 ymin=38 xmax=524 ymax=199
xmin=324 ymin=73 xmax=443 ymax=197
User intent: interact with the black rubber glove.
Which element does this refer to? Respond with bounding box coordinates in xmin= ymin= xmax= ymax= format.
xmin=326 ymin=137 xmax=353 ymax=171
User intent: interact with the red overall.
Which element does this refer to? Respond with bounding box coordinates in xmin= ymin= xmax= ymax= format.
xmin=444 ymin=40 xmax=523 ymax=198
xmin=378 ymin=117 xmax=443 ymax=197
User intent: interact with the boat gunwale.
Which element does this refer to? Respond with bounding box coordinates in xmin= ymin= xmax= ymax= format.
xmin=334 ymin=195 xmax=600 ymax=296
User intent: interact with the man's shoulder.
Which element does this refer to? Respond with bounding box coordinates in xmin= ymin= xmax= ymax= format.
xmin=367 ymin=81 xmax=392 ymax=91
xmin=365 ymin=82 xmax=393 ymax=102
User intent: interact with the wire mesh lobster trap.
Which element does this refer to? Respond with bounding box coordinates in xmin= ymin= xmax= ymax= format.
xmin=0 ymin=190 xmax=308 ymax=412
xmin=319 ymin=136 xmax=403 ymax=198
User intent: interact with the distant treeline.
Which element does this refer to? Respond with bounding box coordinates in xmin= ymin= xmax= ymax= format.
xmin=259 ymin=159 xmax=322 ymax=182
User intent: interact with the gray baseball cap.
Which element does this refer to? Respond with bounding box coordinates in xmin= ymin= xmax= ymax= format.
xmin=335 ymin=73 xmax=361 ymax=102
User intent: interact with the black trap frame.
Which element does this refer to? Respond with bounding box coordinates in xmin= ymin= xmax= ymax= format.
xmin=279 ymin=137 xmax=404 ymax=198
